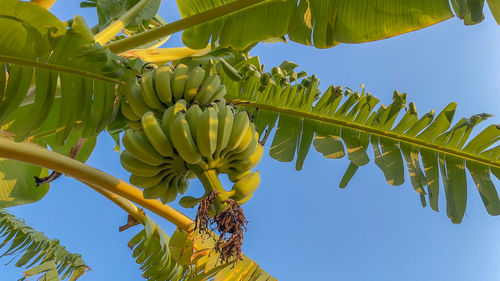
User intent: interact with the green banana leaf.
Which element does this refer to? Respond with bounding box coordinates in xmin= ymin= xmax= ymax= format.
xmin=0 ymin=209 xmax=88 ymax=280
xmin=177 ymin=0 xmax=455 ymax=50
xmin=0 ymin=158 xmax=49 ymax=208
xmin=218 ymin=57 xmax=500 ymax=224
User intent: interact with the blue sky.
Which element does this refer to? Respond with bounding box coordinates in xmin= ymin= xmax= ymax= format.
xmin=3 ymin=1 xmax=500 ymax=281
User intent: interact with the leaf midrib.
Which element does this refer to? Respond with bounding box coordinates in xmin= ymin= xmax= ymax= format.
xmin=231 ymin=99 xmax=500 ymax=169
xmin=0 ymin=55 xmax=125 ymax=84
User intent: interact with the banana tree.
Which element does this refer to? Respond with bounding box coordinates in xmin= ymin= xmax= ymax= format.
xmin=1 ymin=0 xmax=499 ymax=280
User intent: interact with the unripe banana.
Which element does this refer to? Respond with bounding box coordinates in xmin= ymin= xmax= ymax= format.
xmin=130 ymin=170 xmax=168 ymax=189
xmin=169 ymin=112 xmax=203 ymax=164
xmin=193 ymin=74 xmax=220 ymax=105
xmin=225 ymin=168 xmax=251 ymax=183
xmin=126 ymin=84 xmax=151 ymax=117
xmin=126 ymin=120 xmax=143 ymax=130
xmin=237 ymin=193 xmax=253 ymax=205
xmin=171 ymin=64 xmax=189 ymax=101
xmin=161 ymin=99 xmax=187 ymax=136
xmin=140 ymin=70 xmax=163 ymax=110
xmin=122 ymin=129 xmax=165 ymax=166
xmin=228 ymin=130 xmax=259 ymax=162
xmin=141 ymin=111 xmax=175 ymax=157
xmin=229 ymin=144 xmax=263 ymax=173
xmin=160 ymin=176 xmax=179 ymax=203
xmin=210 ymin=84 xmax=226 ymax=102
xmin=185 ymin=104 xmax=202 ymax=140
xmin=183 ymin=66 xmax=205 ymax=102
xmin=177 ymin=177 xmax=189 ymax=195
xmin=143 ymin=175 xmax=171 ymax=199
xmin=196 ymin=106 xmax=218 ymax=158
xmin=155 ymin=65 xmax=173 ymax=106
xmin=231 ymin=122 xmax=255 ymax=154
xmin=223 ymin=111 xmax=250 ymax=154
xmin=219 ymin=58 xmax=242 ymax=81
xmin=215 ymin=104 xmax=234 ymax=157
xmin=179 ymin=196 xmax=201 ymax=208
xmin=121 ymin=100 xmax=141 ymax=121
xmin=120 ymin=150 xmax=164 ymax=177
xmin=229 ymin=171 xmax=260 ymax=200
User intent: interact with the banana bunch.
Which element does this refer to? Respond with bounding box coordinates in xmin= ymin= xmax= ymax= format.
xmin=121 ymin=63 xmax=226 ymax=130
xmin=120 ymin=110 xmax=192 ymax=203
xmin=162 ymin=99 xmax=263 ymax=181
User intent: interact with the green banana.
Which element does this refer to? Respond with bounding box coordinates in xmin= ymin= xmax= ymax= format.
xmin=81 ymin=79 xmax=106 ymax=138
xmin=177 ymin=176 xmax=189 ymax=195
xmin=122 ymin=129 xmax=165 ymax=166
xmin=143 ymin=176 xmax=171 ymax=199
xmin=160 ymin=176 xmax=179 ymax=203
xmin=231 ymin=122 xmax=255 ymax=154
xmin=183 ymin=66 xmax=205 ymax=102
xmin=126 ymin=120 xmax=142 ymax=130
xmin=237 ymin=193 xmax=253 ymax=205
xmin=210 ymin=84 xmax=226 ymax=102
xmin=229 ymin=144 xmax=263 ymax=172
xmin=140 ymin=70 xmax=163 ymax=110
xmin=222 ymin=110 xmax=250 ymax=154
xmin=214 ymin=104 xmax=234 ymax=157
xmin=14 ymin=68 xmax=57 ymax=141
xmin=126 ymin=84 xmax=151 ymax=117
xmin=179 ymin=196 xmax=201 ymax=208
xmin=169 ymin=112 xmax=203 ymax=165
xmin=228 ymin=130 xmax=259 ymax=162
xmin=130 ymin=170 xmax=169 ymax=189
xmin=225 ymin=167 xmax=251 ymax=183
xmin=171 ymin=64 xmax=189 ymax=101
xmin=154 ymin=65 xmax=174 ymax=106
xmin=121 ymin=100 xmax=141 ymax=121
xmin=193 ymin=74 xmax=220 ymax=105
xmin=185 ymin=103 xmax=202 ymax=140
xmin=141 ymin=111 xmax=175 ymax=157
xmin=229 ymin=171 xmax=260 ymax=200
xmin=161 ymin=99 xmax=187 ymax=136
xmin=196 ymin=106 xmax=218 ymax=158
xmin=120 ymin=150 xmax=164 ymax=177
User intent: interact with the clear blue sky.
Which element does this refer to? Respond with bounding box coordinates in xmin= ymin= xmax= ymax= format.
xmin=3 ymin=2 xmax=500 ymax=281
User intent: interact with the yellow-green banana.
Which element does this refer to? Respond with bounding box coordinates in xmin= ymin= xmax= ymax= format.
xmin=211 ymin=85 xmax=226 ymax=102
xmin=122 ymin=129 xmax=165 ymax=166
xmin=140 ymin=70 xmax=163 ymax=110
xmin=155 ymin=66 xmax=173 ymax=106
xmin=185 ymin=104 xmax=202 ymax=140
xmin=171 ymin=64 xmax=189 ymax=101
xmin=169 ymin=112 xmax=202 ymax=165
xmin=130 ymin=170 xmax=169 ymax=189
xmin=196 ymin=106 xmax=218 ymax=158
xmin=177 ymin=176 xmax=189 ymax=195
xmin=160 ymin=176 xmax=178 ymax=203
xmin=161 ymin=99 xmax=187 ymax=136
xmin=184 ymin=66 xmax=205 ymax=102
xmin=229 ymin=144 xmax=263 ymax=172
xmin=229 ymin=171 xmax=260 ymax=200
xmin=215 ymin=104 xmax=234 ymax=157
xmin=179 ymin=196 xmax=201 ymax=208
xmin=231 ymin=122 xmax=256 ymax=154
xmin=126 ymin=84 xmax=151 ymax=117
xmin=193 ymin=74 xmax=220 ymax=105
xmin=120 ymin=150 xmax=164 ymax=177
xmin=222 ymin=111 xmax=250 ymax=154
xmin=228 ymin=131 xmax=259 ymax=162
xmin=143 ymin=176 xmax=171 ymax=199
xmin=121 ymin=100 xmax=141 ymax=121
xmin=225 ymin=168 xmax=251 ymax=183
xmin=141 ymin=111 xmax=175 ymax=157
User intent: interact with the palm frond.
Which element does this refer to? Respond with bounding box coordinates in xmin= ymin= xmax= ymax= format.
xmin=220 ymin=60 xmax=500 ymax=224
xmin=0 ymin=209 xmax=88 ymax=280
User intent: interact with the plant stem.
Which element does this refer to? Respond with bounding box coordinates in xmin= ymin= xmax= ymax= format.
xmin=30 ymin=0 xmax=56 ymax=9
xmin=188 ymin=165 xmax=229 ymax=212
xmin=0 ymin=136 xmax=194 ymax=231
xmin=94 ymin=0 xmax=154 ymax=46
xmin=107 ymin=0 xmax=266 ymax=53
xmin=0 ymin=55 xmax=125 ymax=85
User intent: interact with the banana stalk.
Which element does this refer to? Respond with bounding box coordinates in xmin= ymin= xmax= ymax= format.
xmin=187 ymin=165 xmax=229 ymax=213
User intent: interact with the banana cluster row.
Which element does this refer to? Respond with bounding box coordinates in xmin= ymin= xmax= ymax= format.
xmin=121 ymin=63 xmax=226 ymax=130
